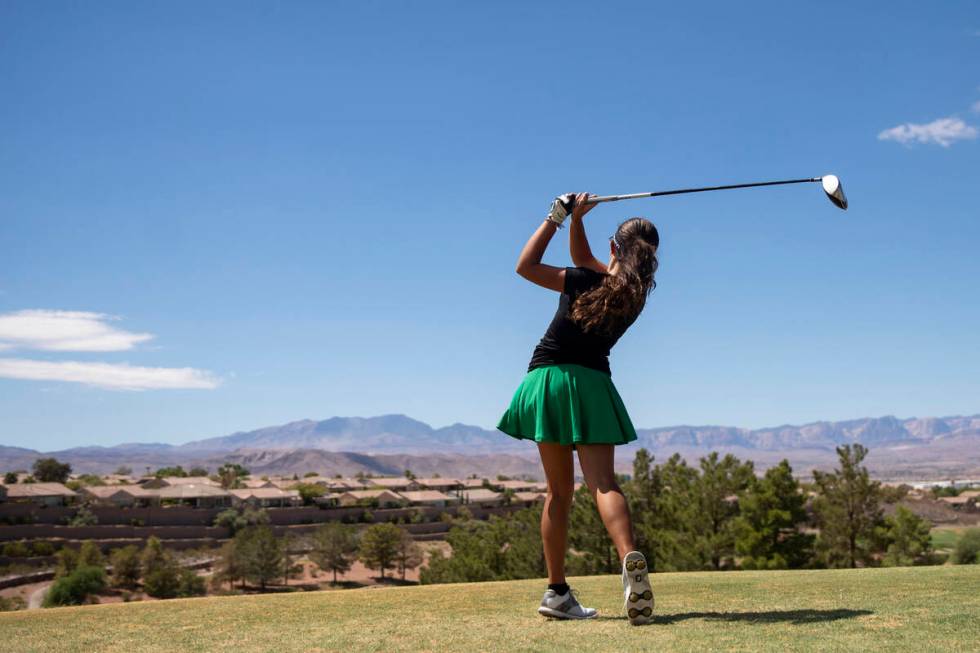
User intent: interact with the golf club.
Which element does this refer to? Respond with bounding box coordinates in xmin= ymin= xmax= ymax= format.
xmin=585 ymin=175 xmax=848 ymax=210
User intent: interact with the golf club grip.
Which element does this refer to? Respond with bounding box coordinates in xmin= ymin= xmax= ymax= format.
xmin=585 ymin=178 xmax=822 ymax=204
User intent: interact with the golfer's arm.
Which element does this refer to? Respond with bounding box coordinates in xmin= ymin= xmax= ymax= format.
xmin=569 ymin=216 xmax=608 ymax=274
xmin=515 ymin=220 xmax=565 ymax=292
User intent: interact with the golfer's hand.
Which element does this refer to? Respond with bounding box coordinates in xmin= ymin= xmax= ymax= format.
xmin=571 ymin=192 xmax=597 ymax=220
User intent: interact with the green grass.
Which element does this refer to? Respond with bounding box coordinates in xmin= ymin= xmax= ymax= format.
xmin=931 ymin=527 xmax=964 ymax=550
xmin=3 ymin=566 xmax=979 ymax=652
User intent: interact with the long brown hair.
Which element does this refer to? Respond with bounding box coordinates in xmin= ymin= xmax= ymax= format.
xmin=570 ymin=217 xmax=659 ymax=336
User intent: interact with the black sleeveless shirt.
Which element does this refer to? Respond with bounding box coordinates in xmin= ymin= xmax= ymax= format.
xmin=527 ymin=266 xmax=634 ymax=376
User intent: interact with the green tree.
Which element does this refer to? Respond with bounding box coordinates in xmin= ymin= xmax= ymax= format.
xmin=628 ymin=451 xmax=702 ymax=571
xmin=734 ymin=460 xmax=814 ymax=569
xmin=68 ymin=507 xmax=98 ymax=527
xmin=43 ymin=565 xmax=106 ymax=607
xmin=143 ymin=558 xmax=181 ymax=598
xmin=217 ymin=463 xmax=250 ymax=489
xmin=113 ymin=465 xmax=133 ymax=476
xmin=212 ymin=539 xmax=248 ymax=590
xmin=177 ymin=568 xmax=207 ymax=597
xmin=188 ymin=466 xmax=209 ymax=477
xmin=394 ymin=530 xmax=424 ymax=580
xmin=309 ymin=522 xmax=360 ymax=584
xmin=294 ymin=483 xmax=326 ymax=506
xmin=2 ymin=471 xmax=16 ymax=484
xmin=54 ymin=546 xmax=79 ymax=579
xmin=694 ymin=452 xmax=756 ymax=569
xmin=812 ymin=444 xmax=885 ymax=568
xmin=359 ymin=523 xmax=403 ymax=580
xmin=213 ymin=507 xmax=270 ymax=535
xmin=420 ymin=507 xmax=544 ymax=584
xmin=882 ymin=506 xmax=932 ymax=567
xmin=568 ymin=484 xmax=617 ymax=574
xmin=77 ymin=540 xmax=105 ymax=568
xmin=140 ymin=536 xmax=170 ymax=578
xmin=109 ymin=545 xmax=142 ymax=589
xmin=32 ymin=457 xmax=71 ymax=483
xmin=238 ymin=525 xmax=286 ymax=590
xmin=951 ymin=528 xmax=980 ymax=564
xmin=154 ymin=465 xmax=188 ymax=478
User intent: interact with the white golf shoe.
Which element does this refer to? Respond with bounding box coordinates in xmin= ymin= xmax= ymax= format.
xmin=537 ymin=587 xmax=598 ymax=620
xmin=622 ymin=551 xmax=654 ymax=625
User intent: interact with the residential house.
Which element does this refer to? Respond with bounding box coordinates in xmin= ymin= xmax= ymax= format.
xmin=940 ymin=496 xmax=977 ymax=511
xmin=80 ymin=484 xmax=159 ymax=507
xmin=229 ymin=487 xmax=302 ymax=508
xmin=399 ymin=490 xmax=459 ymax=508
xmin=155 ymin=483 xmax=232 ymax=508
xmin=337 ymin=490 xmax=405 ymax=508
xmin=493 ymin=480 xmax=544 ymax=492
xmin=513 ymin=491 xmax=546 ymax=506
xmin=366 ymin=477 xmax=421 ymax=492
xmin=2 ymin=482 xmax=78 ymax=506
xmin=139 ymin=476 xmax=220 ymax=489
xmin=460 ymin=489 xmax=503 ymax=507
xmin=416 ymin=478 xmax=463 ymax=493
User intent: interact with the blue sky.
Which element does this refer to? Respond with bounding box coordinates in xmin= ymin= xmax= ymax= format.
xmin=1 ymin=2 xmax=979 ymax=451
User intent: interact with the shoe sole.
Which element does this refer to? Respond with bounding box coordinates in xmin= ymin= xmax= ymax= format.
xmin=623 ymin=555 xmax=654 ymax=626
xmin=537 ymin=606 xmax=598 ymax=620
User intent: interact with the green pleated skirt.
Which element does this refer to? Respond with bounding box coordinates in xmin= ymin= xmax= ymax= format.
xmin=496 ymin=363 xmax=638 ymax=447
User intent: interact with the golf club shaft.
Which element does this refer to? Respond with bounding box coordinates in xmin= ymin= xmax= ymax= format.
xmin=587 ymin=177 xmax=822 ymax=204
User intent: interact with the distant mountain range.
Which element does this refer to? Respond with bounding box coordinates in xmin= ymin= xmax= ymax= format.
xmin=2 ymin=413 xmax=979 ymax=480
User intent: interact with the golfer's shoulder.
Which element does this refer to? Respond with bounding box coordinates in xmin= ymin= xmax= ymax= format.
xmin=563 ymin=266 xmax=606 ymax=294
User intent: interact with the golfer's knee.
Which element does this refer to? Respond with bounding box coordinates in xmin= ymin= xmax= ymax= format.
xmin=546 ymin=485 xmax=574 ymax=506
xmin=586 ymin=475 xmax=619 ymax=495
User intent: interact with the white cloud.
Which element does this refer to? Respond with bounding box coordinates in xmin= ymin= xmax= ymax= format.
xmin=878 ymin=117 xmax=978 ymax=147
xmin=0 ymin=309 xmax=153 ymax=351
xmin=0 ymin=358 xmax=220 ymax=391
xmin=972 ymin=100 xmax=980 ymax=114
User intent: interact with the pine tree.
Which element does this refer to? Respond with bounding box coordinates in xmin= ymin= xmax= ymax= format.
xmin=734 ymin=460 xmax=814 ymax=569
xmin=812 ymin=444 xmax=885 ymax=568
xmin=109 ymin=545 xmax=142 ymax=589
xmin=239 ymin=525 xmax=285 ymax=590
xmin=882 ymin=505 xmax=932 ymax=567
xmin=628 ymin=452 xmax=702 ymax=571
xmin=394 ymin=530 xmax=424 ymax=580
xmin=309 ymin=522 xmax=359 ymax=584
xmin=359 ymin=523 xmax=402 ymax=580
xmin=568 ymin=484 xmax=617 ymax=574
xmin=694 ymin=452 xmax=756 ymax=569
xmin=77 ymin=540 xmax=106 ymax=568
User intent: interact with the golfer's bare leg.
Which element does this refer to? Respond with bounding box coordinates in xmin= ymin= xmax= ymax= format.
xmin=576 ymin=443 xmax=636 ymax=559
xmin=536 ymin=442 xmax=574 ymax=584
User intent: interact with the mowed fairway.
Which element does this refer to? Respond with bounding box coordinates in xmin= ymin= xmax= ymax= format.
xmin=3 ymin=566 xmax=979 ymax=653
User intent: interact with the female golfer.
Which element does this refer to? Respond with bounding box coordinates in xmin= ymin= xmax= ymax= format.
xmin=496 ymin=192 xmax=659 ymax=626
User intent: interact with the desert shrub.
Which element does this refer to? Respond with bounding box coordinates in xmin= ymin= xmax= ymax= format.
xmin=952 ymin=528 xmax=980 ymax=564
xmin=177 ymin=568 xmax=207 ymax=597
xmin=213 ymin=507 xmax=269 ymax=535
xmin=2 ymin=541 xmax=30 ymax=557
xmin=54 ymin=547 xmax=79 ymax=579
xmin=67 ymin=507 xmax=98 ymax=527
xmin=0 ymin=596 xmax=27 ymax=611
xmin=78 ymin=541 xmax=105 ymax=568
xmin=43 ymin=565 xmax=106 ymax=607
xmin=30 ymin=541 xmax=56 ymax=556
xmin=109 ymin=545 xmax=142 ymax=589
xmin=143 ymin=560 xmax=181 ymax=598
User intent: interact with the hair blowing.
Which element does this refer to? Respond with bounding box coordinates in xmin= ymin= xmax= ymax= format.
xmin=569 ymin=217 xmax=660 ymax=336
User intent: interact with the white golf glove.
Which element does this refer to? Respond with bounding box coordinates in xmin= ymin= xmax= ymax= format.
xmin=546 ymin=193 xmax=576 ymax=228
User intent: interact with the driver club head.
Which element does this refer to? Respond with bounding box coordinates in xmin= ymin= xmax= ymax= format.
xmin=821 ymin=174 xmax=848 ymax=210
